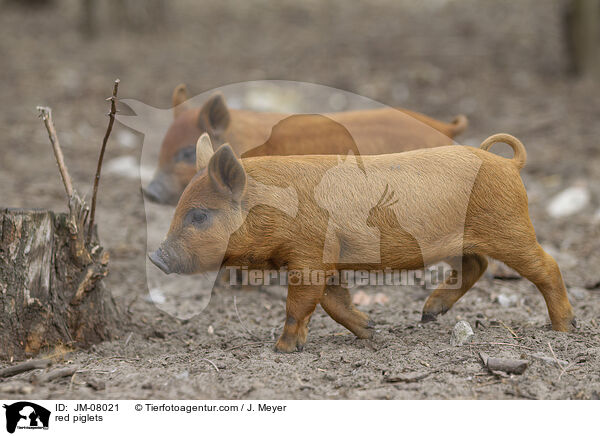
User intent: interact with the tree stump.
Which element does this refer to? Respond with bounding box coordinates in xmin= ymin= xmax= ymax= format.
xmin=0 ymin=208 xmax=120 ymax=361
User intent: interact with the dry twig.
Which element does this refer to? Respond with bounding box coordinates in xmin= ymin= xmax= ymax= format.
xmin=547 ymin=342 xmax=574 ymax=381
xmin=124 ymin=332 xmax=134 ymax=348
xmin=32 ymin=366 xmax=78 ymax=385
xmin=0 ymin=359 xmax=52 ymax=378
xmin=88 ymin=79 xmax=120 ymax=243
xmin=470 ymin=342 xmax=536 ymax=350
xmin=547 ymin=342 xmax=565 ymax=372
xmin=200 ymin=358 xmax=220 ymax=372
xmin=225 ymin=341 xmax=275 ymax=352
xmin=37 ymin=105 xmax=91 ymax=265
xmin=37 ymin=106 xmax=74 ymax=198
xmin=498 ymin=320 xmax=521 ymax=339
xmin=384 ymin=371 xmax=433 ymax=383
xmin=529 ymin=352 xmax=568 ymax=368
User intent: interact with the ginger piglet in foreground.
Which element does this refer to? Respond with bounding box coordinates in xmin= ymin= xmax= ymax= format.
xmin=149 ymin=133 xmax=576 ymax=353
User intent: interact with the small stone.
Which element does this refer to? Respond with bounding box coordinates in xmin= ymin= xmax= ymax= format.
xmin=451 ymin=320 xmax=474 ymax=346
xmin=352 ymin=290 xmax=373 ymax=306
xmin=207 ymin=325 xmax=215 ymax=335
xmin=86 ymin=378 xmax=106 ymax=391
xmin=547 ymin=184 xmax=590 ymax=218
xmin=497 ymin=293 xmax=519 ymax=308
xmin=373 ymin=292 xmax=389 ymax=305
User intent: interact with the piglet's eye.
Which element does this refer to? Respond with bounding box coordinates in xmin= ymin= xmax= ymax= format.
xmin=174 ymin=145 xmax=196 ymax=163
xmin=184 ymin=208 xmax=210 ymax=228
xmin=192 ymin=210 xmax=207 ymax=223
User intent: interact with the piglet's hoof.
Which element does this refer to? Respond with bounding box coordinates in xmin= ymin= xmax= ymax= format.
xmin=420 ymin=312 xmax=438 ymax=323
xmin=274 ymin=337 xmax=303 ymax=353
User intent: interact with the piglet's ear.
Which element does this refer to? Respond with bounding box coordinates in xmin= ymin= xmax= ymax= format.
xmin=208 ymin=144 xmax=246 ymax=202
xmin=196 ymin=133 xmax=214 ymax=172
xmin=172 ymin=84 xmax=190 ymax=119
xmin=199 ymin=93 xmax=230 ymax=136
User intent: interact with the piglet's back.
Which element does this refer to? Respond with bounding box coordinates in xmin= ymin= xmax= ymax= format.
xmin=241 ymin=146 xmax=527 ymax=263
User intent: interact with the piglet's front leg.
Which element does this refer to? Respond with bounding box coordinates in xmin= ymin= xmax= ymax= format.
xmin=275 ymin=269 xmax=325 ymax=353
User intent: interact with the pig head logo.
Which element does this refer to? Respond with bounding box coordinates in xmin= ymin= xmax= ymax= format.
xmin=3 ymin=402 xmax=50 ymax=433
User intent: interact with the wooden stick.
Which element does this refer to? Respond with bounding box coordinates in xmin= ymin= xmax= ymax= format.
xmin=384 ymin=371 xmax=433 ymax=383
xmin=88 ymin=79 xmax=120 ymax=243
xmin=37 ymin=106 xmax=74 ymax=199
xmin=470 ymin=341 xmax=536 ymax=351
xmin=225 ymin=341 xmax=274 ymax=351
xmin=0 ymin=359 xmax=51 ymax=378
xmin=547 ymin=342 xmax=565 ymax=372
xmin=200 ymin=358 xmax=220 ymax=372
xmin=529 ymin=352 xmax=569 ymax=368
xmin=498 ymin=320 xmax=521 ymax=339
xmin=32 ymin=366 xmax=78 ymax=385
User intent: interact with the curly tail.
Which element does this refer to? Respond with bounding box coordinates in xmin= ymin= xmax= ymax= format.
xmin=479 ymin=133 xmax=527 ymax=170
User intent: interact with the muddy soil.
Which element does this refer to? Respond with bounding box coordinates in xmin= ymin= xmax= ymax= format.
xmin=0 ymin=0 xmax=599 ymax=399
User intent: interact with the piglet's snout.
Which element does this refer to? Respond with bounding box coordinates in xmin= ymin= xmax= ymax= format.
xmin=143 ymin=180 xmax=167 ymax=203
xmin=148 ymin=247 xmax=173 ymax=274
xmin=143 ymin=175 xmax=179 ymax=205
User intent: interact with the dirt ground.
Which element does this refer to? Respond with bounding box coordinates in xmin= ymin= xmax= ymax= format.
xmin=1 ymin=0 xmax=599 ymax=399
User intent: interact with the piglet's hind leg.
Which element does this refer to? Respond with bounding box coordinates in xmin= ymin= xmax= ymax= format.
xmin=320 ymin=285 xmax=373 ymax=338
xmin=496 ymin=243 xmax=575 ymax=332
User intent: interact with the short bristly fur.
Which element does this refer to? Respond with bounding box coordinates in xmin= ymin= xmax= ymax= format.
xmin=143 ymin=83 xmax=468 ymax=204
xmin=149 ymin=133 xmax=575 ymax=353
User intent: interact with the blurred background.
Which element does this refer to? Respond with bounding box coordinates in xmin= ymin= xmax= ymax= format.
xmin=0 ymin=0 xmax=599 ymax=399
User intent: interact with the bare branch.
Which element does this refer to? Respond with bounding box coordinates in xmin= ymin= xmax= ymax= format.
xmin=0 ymin=359 xmax=52 ymax=378
xmin=200 ymin=358 xmax=220 ymax=372
xmin=88 ymin=79 xmax=120 ymax=243
xmin=37 ymin=106 xmax=74 ymax=199
xmin=225 ymin=341 xmax=275 ymax=352
xmin=31 ymin=366 xmax=79 ymax=385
